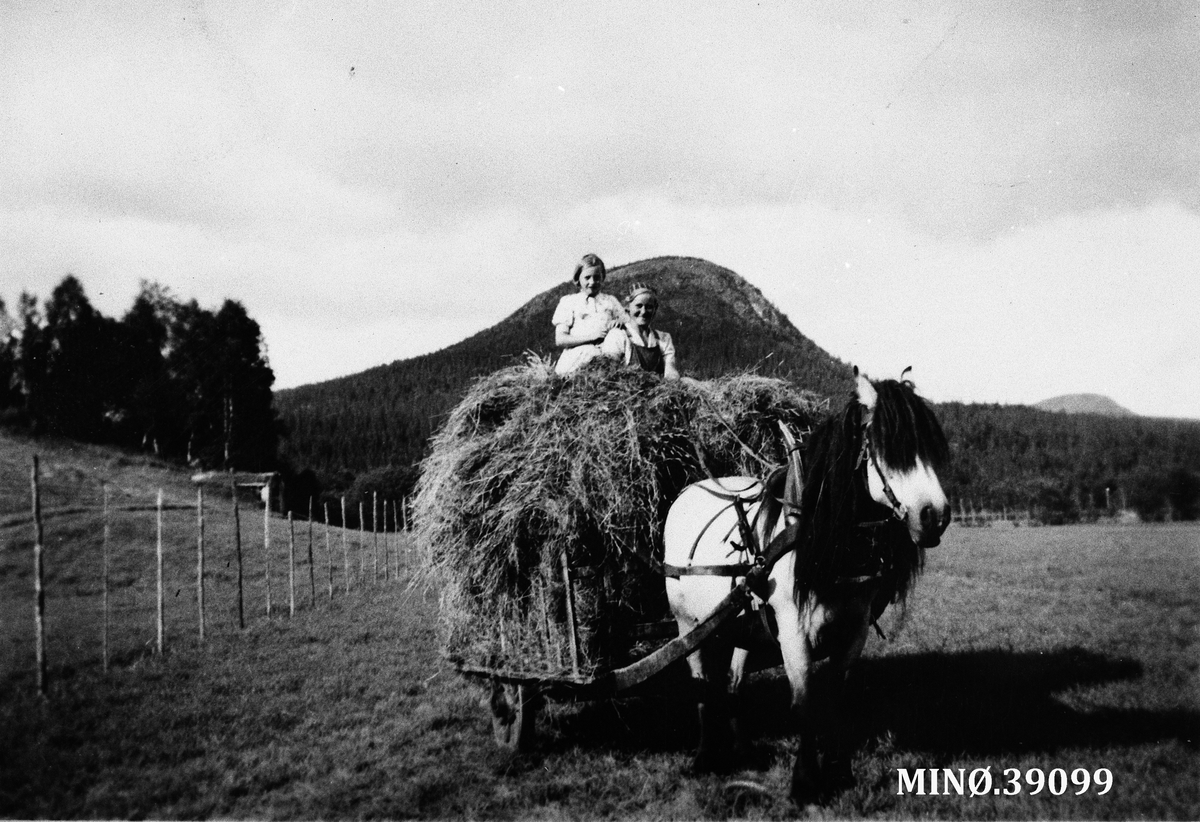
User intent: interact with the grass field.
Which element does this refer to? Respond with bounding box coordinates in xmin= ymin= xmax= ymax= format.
xmin=1 ymin=433 xmax=1198 ymax=819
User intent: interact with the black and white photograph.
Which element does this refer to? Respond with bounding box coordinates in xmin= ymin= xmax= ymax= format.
xmin=1 ymin=2 xmax=1197 ymax=818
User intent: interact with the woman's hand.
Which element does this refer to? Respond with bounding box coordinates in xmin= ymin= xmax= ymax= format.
xmin=555 ymin=324 xmax=608 ymax=348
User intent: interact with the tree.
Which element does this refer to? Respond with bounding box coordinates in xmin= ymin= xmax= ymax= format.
xmin=1 ymin=275 xmax=282 ymax=471
xmin=213 ymin=300 xmax=279 ymax=469
xmin=39 ymin=275 xmax=114 ymax=440
xmin=166 ymin=298 xmax=280 ymax=469
xmin=0 ymin=297 xmax=19 ymax=416
xmin=13 ymin=292 xmax=47 ymax=431
xmin=1128 ymin=468 xmax=1170 ymax=522
xmin=117 ymin=281 xmax=183 ymax=455
xmin=1166 ymin=466 xmax=1200 ymax=521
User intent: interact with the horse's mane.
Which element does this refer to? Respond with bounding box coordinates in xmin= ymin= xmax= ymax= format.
xmin=791 ymin=379 xmax=948 ymax=611
xmin=870 ymin=379 xmax=950 ymax=475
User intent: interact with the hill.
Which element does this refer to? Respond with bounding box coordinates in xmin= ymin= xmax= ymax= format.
xmin=272 ymin=256 xmax=1200 ymax=525
xmin=275 ymin=256 xmax=854 ymax=480
xmin=1035 ymin=393 xmax=1136 ymax=417
xmin=937 ymin=401 xmax=1200 ymax=522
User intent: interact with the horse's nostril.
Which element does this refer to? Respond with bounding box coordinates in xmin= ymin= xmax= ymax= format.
xmin=920 ymin=504 xmax=950 ymax=537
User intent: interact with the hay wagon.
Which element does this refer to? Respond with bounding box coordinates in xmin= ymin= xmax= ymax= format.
xmin=453 ymin=537 xmax=780 ymax=749
xmin=412 ymin=360 xmax=824 ymax=748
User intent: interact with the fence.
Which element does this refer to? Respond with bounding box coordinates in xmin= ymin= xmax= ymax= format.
xmin=948 ymin=497 xmax=1135 ymax=527
xmin=5 ymin=456 xmax=419 ymax=697
xmin=950 ymin=499 xmax=1031 ymax=528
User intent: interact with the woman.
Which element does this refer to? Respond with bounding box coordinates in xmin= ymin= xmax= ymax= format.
xmin=601 ymin=282 xmax=679 ymax=379
xmin=551 ymin=253 xmax=628 ymax=376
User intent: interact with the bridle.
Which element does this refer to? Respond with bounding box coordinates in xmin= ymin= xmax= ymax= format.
xmin=852 ymin=419 xmax=919 ymax=639
xmin=856 ymin=423 xmax=909 ymax=527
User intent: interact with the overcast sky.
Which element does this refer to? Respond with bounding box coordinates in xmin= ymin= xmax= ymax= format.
xmin=3 ymin=1 xmax=1198 ymax=418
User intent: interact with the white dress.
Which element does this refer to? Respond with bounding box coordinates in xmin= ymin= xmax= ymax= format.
xmin=552 ymin=292 xmax=627 ymax=375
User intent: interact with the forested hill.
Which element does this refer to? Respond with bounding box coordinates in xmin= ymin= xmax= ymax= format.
xmin=275 ymin=256 xmax=854 ymax=478
xmin=1035 ymin=393 xmax=1135 ymax=417
xmin=274 ymin=256 xmax=1200 ymax=524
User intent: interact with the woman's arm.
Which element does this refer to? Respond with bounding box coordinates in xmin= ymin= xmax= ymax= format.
xmin=662 ymin=352 xmax=680 ymax=380
xmin=555 ymin=323 xmax=606 ymax=348
xmin=660 ymin=331 xmax=680 ymax=380
xmin=599 ymin=327 xmax=628 ymax=362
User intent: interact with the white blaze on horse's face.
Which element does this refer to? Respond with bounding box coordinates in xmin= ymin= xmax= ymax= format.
xmin=857 ymin=373 xmax=950 ymax=548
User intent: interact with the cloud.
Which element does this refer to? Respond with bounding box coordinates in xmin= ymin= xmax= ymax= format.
xmin=7 ymin=2 xmax=1198 ymax=239
xmin=2 ymin=2 xmax=1198 ymax=419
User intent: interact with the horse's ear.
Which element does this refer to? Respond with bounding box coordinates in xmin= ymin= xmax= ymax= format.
xmin=856 ymin=370 xmax=877 ymax=414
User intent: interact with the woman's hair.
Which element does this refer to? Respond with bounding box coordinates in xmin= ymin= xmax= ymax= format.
xmin=625 ymin=282 xmax=658 ymax=305
xmin=572 ymin=253 xmax=606 ymax=283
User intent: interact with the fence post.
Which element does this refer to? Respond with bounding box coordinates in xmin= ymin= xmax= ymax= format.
xmin=264 ymin=484 xmax=272 ymax=618
xmin=307 ymin=497 xmax=316 ymax=605
xmin=156 ymin=489 xmax=164 ymax=655
xmin=232 ymin=482 xmax=245 ymax=629
xmin=324 ymin=501 xmax=333 ymax=600
xmin=341 ymin=496 xmax=349 ymax=594
xmin=402 ymin=495 xmax=409 ymax=532
xmin=359 ymin=501 xmax=366 ymax=584
xmin=383 ymin=496 xmax=390 ymax=583
xmin=287 ymin=512 xmax=296 ymax=618
xmin=102 ymin=481 xmax=110 ymax=672
xmin=373 ymin=491 xmax=380 ymax=583
xmin=197 ymin=486 xmax=205 ymax=642
xmin=389 ymin=500 xmax=398 ymax=580
xmin=31 ymin=456 xmax=47 ymax=697
xmin=400 ymin=496 xmax=410 ymax=573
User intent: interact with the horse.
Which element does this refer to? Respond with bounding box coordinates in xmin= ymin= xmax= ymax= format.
xmin=663 ymin=369 xmax=951 ymax=803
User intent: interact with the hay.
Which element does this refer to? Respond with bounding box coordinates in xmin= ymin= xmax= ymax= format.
xmin=414 ymin=357 xmax=826 ymax=679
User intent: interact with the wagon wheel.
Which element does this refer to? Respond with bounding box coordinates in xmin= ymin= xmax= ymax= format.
xmin=489 ymin=680 xmax=538 ymax=750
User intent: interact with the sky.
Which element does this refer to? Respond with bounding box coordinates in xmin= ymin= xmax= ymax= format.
xmin=2 ymin=1 xmax=1198 ymax=418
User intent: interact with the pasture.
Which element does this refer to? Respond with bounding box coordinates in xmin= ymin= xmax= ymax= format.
xmin=1 ymin=434 xmax=1197 ymax=819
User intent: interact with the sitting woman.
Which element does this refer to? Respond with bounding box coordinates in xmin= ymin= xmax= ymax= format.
xmin=601 ymin=282 xmax=679 ymax=380
xmin=552 ymin=253 xmax=628 ymax=376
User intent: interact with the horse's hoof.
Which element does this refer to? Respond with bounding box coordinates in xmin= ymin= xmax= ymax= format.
xmin=825 ymin=757 xmax=855 ymax=791
xmin=790 ymin=776 xmax=823 ymax=807
xmin=733 ymin=741 xmax=770 ymax=771
xmin=791 ymin=757 xmax=829 ymax=805
xmin=791 ymin=764 xmax=853 ymax=805
xmin=691 ymin=748 xmax=735 ymax=775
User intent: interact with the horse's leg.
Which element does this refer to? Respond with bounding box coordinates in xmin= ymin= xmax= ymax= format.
xmin=812 ymin=622 xmax=870 ymax=792
xmin=728 ymin=645 xmax=751 ymax=759
xmin=684 ymin=637 xmax=738 ymax=773
xmin=771 ymin=597 xmax=823 ymax=803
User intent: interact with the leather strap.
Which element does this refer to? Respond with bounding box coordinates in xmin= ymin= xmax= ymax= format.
xmin=663 ymin=563 xmax=753 ymax=578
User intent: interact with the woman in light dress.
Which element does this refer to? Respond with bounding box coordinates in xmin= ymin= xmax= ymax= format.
xmin=551 ymin=253 xmax=629 ymax=376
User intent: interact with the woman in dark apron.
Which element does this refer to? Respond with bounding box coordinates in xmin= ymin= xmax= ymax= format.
xmin=601 ymin=282 xmax=679 ymax=379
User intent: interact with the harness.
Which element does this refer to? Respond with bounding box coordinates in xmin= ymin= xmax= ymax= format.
xmin=661 ymin=479 xmax=769 ymax=580
xmin=859 ymin=434 xmax=909 ymax=525
xmin=665 ymin=418 xmax=913 ymax=640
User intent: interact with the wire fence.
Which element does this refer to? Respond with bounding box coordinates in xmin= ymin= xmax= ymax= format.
xmin=2 ymin=456 xmax=419 ymax=696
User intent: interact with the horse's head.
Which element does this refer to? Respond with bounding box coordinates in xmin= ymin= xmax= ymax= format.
xmin=857 ymin=370 xmax=951 ymax=548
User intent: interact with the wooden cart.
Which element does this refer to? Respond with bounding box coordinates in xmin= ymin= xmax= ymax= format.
xmin=453 ymin=555 xmax=774 ymax=750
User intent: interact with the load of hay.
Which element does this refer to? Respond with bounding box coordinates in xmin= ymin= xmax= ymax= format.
xmin=414 ymin=357 xmax=826 ymax=679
